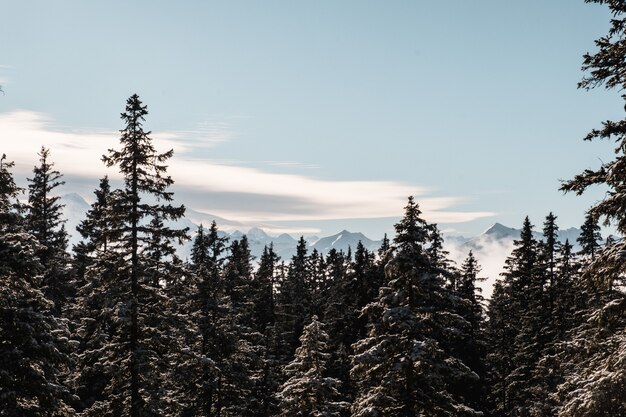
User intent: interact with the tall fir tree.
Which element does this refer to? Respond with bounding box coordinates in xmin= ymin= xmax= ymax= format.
xmin=77 ymin=94 xmax=188 ymax=416
xmin=70 ymin=176 xmax=123 ymax=412
xmin=220 ymin=236 xmax=266 ymax=417
xmin=454 ymin=251 xmax=489 ymax=414
xmin=0 ymin=154 xmax=74 ymax=416
xmin=275 ymin=236 xmax=313 ymax=357
xmin=351 ymin=197 xmax=481 ymax=417
xmin=179 ymin=222 xmax=228 ymax=417
xmin=26 ymin=146 xmax=71 ymax=315
xmin=253 ymin=243 xmax=282 ymax=417
xmin=487 ymin=216 xmax=540 ymax=417
xmin=556 ymin=2 xmax=626 ymax=415
xmin=72 ymin=176 xmax=118 ymax=283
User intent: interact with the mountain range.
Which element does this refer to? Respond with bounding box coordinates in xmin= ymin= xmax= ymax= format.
xmin=61 ymin=193 xmax=585 ymax=291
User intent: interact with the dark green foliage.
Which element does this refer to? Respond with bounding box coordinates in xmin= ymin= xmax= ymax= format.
xmin=275 ymin=236 xmax=313 ymax=356
xmin=556 ymin=2 xmax=626 ymax=415
xmin=577 ymin=211 xmax=602 ymax=260
xmin=26 ymin=147 xmax=71 ymax=315
xmin=179 ymin=222 xmax=228 ymax=417
xmin=276 ymin=316 xmax=347 ymax=417
xmin=75 ymin=94 xmax=188 ymax=417
xmin=487 ymin=216 xmax=541 ymax=417
xmin=351 ymin=197 xmax=481 ymax=417
xmin=253 ymin=244 xmax=280 ymax=331
xmin=220 ymin=236 xmax=266 ymax=417
xmin=0 ymin=155 xmax=74 ymax=416
xmin=252 ymin=244 xmax=282 ymax=416
xmin=454 ymin=251 xmax=489 ymax=413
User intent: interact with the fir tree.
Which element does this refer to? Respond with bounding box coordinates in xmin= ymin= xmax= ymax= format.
xmin=220 ymin=236 xmax=266 ymax=417
xmin=253 ymin=243 xmax=280 ymax=331
xmin=70 ymin=176 xmax=122 ymax=412
xmin=0 ymin=155 xmax=74 ymax=416
xmin=253 ymin=244 xmax=282 ymax=417
xmin=487 ymin=216 xmax=541 ymax=417
xmin=72 ymin=176 xmax=118 ymax=283
xmin=351 ymin=197 xmax=480 ymax=417
xmin=556 ymin=2 xmax=626 ymax=414
xmin=276 ymin=316 xmax=347 ymax=417
xmin=180 ymin=222 xmax=228 ymax=417
xmin=78 ymin=94 xmax=188 ymax=416
xmin=26 ymin=146 xmax=71 ymax=315
xmin=276 ymin=236 xmax=313 ymax=356
xmin=577 ymin=211 xmax=602 ymax=260
xmin=455 ymin=251 xmax=489 ymax=413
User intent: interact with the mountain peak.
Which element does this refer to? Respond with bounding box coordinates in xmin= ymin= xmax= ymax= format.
xmin=247 ymin=227 xmax=268 ymax=239
xmin=62 ymin=192 xmax=89 ymax=206
xmin=483 ymin=223 xmax=518 ymax=239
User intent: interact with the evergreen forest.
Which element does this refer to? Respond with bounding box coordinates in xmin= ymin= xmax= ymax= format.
xmin=1 ymin=1 xmax=626 ymax=416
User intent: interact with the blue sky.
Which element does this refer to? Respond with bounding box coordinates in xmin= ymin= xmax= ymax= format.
xmin=0 ymin=1 xmax=620 ymax=238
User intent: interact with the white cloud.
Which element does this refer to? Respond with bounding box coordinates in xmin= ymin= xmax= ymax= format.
xmin=264 ymin=160 xmax=320 ymax=169
xmin=0 ymin=110 xmax=495 ymax=224
xmin=444 ymin=235 xmax=515 ymax=299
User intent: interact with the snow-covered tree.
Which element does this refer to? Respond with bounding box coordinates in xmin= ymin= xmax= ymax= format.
xmin=277 ymin=316 xmax=347 ymax=417
xmin=487 ymin=216 xmax=541 ymax=417
xmin=454 ymin=251 xmax=489 ymax=413
xmin=0 ymin=154 xmax=74 ymax=416
xmin=555 ymin=2 xmax=626 ymax=415
xmin=351 ymin=197 xmax=481 ymax=417
xmin=26 ymin=146 xmax=71 ymax=315
xmin=176 ymin=222 xmax=227 ymax=416
xmin=275 ymin=237 xmax=313 ymax=357
xmin=76 ymin=94 xmax=188 ymax=416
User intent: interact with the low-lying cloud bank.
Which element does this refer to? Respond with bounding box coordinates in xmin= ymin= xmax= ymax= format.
xmin=1 ymin=110 xmax=495 ymax=226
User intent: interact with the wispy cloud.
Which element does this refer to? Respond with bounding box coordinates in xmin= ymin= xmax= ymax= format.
xmin=155 ymin=118 xmax=237 ymax=151
xmin=264 ymin=161 xmax=320 ymax=169
xmin=0 ymin=110 xmax=495 ymax=225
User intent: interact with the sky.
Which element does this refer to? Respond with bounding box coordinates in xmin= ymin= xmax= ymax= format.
xmin=0 ymin=0 xmax=621 ymax=239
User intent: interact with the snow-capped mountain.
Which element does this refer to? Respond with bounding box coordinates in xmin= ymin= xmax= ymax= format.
xmin=310 ymin=230 xmax=380 ymax=254
xmin=60 ymin=193 xmax=382 ymax=261
xmin=443 ymin=223 xmax=584 ymax=299
xmin=461 ymin=222 xmax=582 ymax=254
xmin=60 ymin=192 xmax=585 ymax=290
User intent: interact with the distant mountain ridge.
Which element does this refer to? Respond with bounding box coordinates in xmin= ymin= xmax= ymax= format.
xmin=61 ymin=193 xmax=585 ymax=268
xmin=60 ymin=193 xmax=383 ymax=261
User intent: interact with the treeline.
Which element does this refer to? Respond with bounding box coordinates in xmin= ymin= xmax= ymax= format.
xmin=0 ymin=95 xmax=623 ymax=417
xmin=3 ymin=1 xmax=626 ymax=415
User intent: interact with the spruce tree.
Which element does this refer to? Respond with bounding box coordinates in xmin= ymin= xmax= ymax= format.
xmin=275 ymin=236 xmax=313 ymax=356
xmin=253 ymin=244 xmax=282 ymax=417
xmin=0 ymin=155 xmax=74 ymax=416
xmin=253 ymin=243 xmax=280 ymax=331
xmin=70 ymin=176 xmax=122 ymax=412
xmin=78 ymin=94 xmax=188 ymax=416
xmin=577 ymin=211 xmax=602 ymax=260
xmin=556 ymin=2 xmax=626 ymax=414
xmin=276 ymin=316 xmax=347 ymax=417
xmin=487 ymin=216 xmax=541 ymax=417
xmin=455 ymin=251 xmax=489 ymax=413
xmin=351 ymin=197 xmax=480 ymax=417
xmin=179 ymin=222 xmax=228 ymax=417
xmin=220 ymin=236 xmax=265 ymax=417
xmin=72 ymin=176 xmax=118 ymax=282
xmin=26 ymin=146 xmax=71 ymax=315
